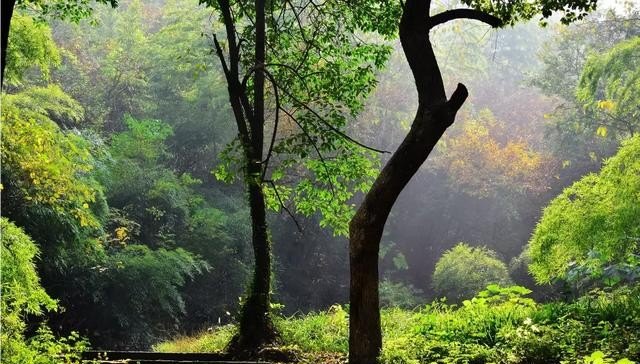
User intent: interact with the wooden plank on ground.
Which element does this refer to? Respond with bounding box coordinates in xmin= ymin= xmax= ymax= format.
xmin=82 ymin=351 xmax=271 ymax=364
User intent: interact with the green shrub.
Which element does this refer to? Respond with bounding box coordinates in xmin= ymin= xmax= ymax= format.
xmin=1 ymin=218 xmax=88 ymax=363
xmin=81 ymin=244 xmax=210 ymax=348
xmin=500 ymin=285 xmax=640 ymax=363
xmin=432 ymin=243 xmax=512 ymax=302
xmin=581 ymin=351 xmax=635 ymax=364
xmin=498 ymin=319 xmax=566 ymax=363
xmin=276 ymin=304 xmax=349 ymax=353
xmin=152 ymin=325 xmax=236 ymax=353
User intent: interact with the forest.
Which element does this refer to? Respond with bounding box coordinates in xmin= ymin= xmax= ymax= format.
xmin=0 ymin=0 xmax=639 ymax=362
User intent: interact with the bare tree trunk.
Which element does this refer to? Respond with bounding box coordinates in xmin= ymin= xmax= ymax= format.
xmin=348 ymin=0 xmax=472 ymax=362
xmin=348 ymin=97 xmax=465 ymax=363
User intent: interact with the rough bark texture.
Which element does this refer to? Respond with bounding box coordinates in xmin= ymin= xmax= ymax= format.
xmin=227 ymin=159 xmax=279 ymax=357
xmin=217 ymin=0 xmax=279 ymax=355
xmin=347 ymin=0 xmax=481 ymax=362
xmin=1 ymin=0 xmax=16 ymax=85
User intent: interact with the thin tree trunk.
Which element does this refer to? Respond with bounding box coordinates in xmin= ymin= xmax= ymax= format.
xmin=228 ymin=157 xmax=278 ymax=355
xmin=223 ymin=0 xmax=279 ymax=355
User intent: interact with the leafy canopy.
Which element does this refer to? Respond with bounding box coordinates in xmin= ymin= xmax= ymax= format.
xmin=577 ymin=37 xmax=640 ymax=136
xmin=460 ymin=0 xmax=597 ymax=25
xmin=432 ymin=110 xmax=548 ymax=201
xmin=4 ymin=13 xmax=60 ymax=85
xmin=528 ymin=135 xmax=640 ymax=283
xmin=350 ymin=0 xmax=598 ymax=37
xmin=16 ymin=0 xmax=118 ymax=23
xmin=208 ymin=0 xmax=391 ymax=235
xmin=1 ymin=86 xmax=102 ymax=230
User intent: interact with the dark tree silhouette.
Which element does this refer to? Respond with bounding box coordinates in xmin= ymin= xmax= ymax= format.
xmin=347 ymin=0 xmax=599 ymax=362
xmin=1 ymin=0 xmax=17 ymax=84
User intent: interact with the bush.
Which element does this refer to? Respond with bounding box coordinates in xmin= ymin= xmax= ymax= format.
xmin=275 ymin=304 xmax=349 ymax=353
xmin=152 ymin=325 xmax=236 ymax=353
xmin=432 ymin=243 xmax=512 ymax=302
xmin=70 ymin=244 xmax=210 ymax=349
xmin=0 ymin=218 xmax=87 ymax=364
xmin=379 ymin=279 xmax=424 ymax=308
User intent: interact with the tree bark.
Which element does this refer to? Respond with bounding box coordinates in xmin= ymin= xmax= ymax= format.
xmin=1 ymin=0 xmax=16 ymax=86
xmin=222 ymin=0 xmax=279 ymax=355
xmin=348 ymin=0 xmax=476 ymax=362
xmin=227 ymin=158 xmax=278 ymax=356
xmin=348 ymin=97 xmax=466 ymax=364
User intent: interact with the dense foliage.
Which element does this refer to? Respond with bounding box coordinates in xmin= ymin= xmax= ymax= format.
xmin=157 ymin=284 xmax=640 ymax=363
xmin=1 ymin=10 xmax=245 ymax=349
xmin=529 ymin=135 xmax=640 ymax=285
xmin=577 ymin=37 xmax=640 ymax=136
xmin=532 ymin=9 xmax=639 ymax=179
xmin=1 ymin=0 xmax=638 ymax=358
xmin=4 ymin=14 xmax=60 ymax=84
xmin=0 ymin=218 xmax=88 ymax=364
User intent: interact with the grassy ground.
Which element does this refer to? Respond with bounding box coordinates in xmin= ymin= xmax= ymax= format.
xmin=155 ymin=286 xmax=640 ymax=363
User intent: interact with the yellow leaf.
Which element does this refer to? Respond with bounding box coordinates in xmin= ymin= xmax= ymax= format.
xmin=597 ymin=99 xmax=616 ymax=111
xmin=115 ymin=226 xmax=128 ymax=242
xmin=596 ymin=126 xmax=608 ymax=138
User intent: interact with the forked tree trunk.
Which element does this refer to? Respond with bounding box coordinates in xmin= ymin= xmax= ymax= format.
xmin=348 ymin=0 xmax=470 ymax=362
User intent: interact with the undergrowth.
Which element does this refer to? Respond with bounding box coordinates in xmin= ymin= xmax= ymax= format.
xmin=155 ymin=285 xmax=640 ymax=363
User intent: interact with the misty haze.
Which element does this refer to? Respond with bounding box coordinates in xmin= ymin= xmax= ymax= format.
xmin=1 ymin=0 xmax=638 ymax=362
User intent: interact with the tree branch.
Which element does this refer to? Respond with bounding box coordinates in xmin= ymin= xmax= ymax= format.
xmin=270 ymin=76 xmax=390 ymax=154
xmin=265 ymin=180 xmax=302 ymax=232
xmin=212 ymin=34 xmax=231 ymax=78
xmin=447 ymin=83 xmax=469 ymax=113
xmin=211 ymin=33 xmax=252 ymax=147
xmin=279 ymin=105 xmax=337 ymax=197
xmin=428 ymin=8 xmax=503 ymax=29
xmin=261 ymin=70 xmax=281 ymax=182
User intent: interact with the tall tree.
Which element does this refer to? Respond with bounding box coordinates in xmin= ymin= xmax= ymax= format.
xmin=531 ymin=8 xmax=639 ymax=173
xmin=203 ymin=0 xmax=390 ymax=355
xmin=347 ymin=0 xmax=598 ymax=362
xmin=206 ymin=0 xmax=277 ymax=352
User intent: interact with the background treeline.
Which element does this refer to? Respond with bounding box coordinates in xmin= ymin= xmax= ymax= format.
xmin=1 ymin=0 xmax=638 ymax=353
